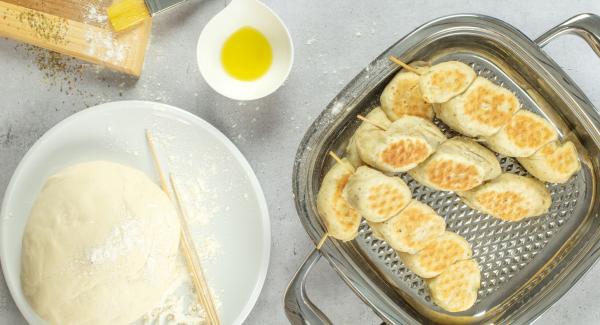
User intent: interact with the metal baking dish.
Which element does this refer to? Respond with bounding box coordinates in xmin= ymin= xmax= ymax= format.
xmin=285 ymin=13 xmax=600 ymax=325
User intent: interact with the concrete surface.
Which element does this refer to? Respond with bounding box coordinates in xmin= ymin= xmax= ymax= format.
xmin=2 ymin=0 xmax=600 ymax=324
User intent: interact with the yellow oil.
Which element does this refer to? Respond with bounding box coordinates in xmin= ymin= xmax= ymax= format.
xmin=221 ymin=27 xmax=273 ymax=81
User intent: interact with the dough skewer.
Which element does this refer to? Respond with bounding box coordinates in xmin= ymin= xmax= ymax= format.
xmin=145 ymin=130 xmax=221 ymax=325
xmin=316 ymin=151 xmax=355 ymax=250
xmin=319 ymin=144 xmax=415 ymax=246
xmin=389 ymin=55 xmax=422 ymax=75
xmin=357 ymin=114 xmax=389 ymax=131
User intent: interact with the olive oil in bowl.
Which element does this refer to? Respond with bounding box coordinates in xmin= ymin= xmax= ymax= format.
xmin=221 ymin=27 xmax=273 ymax=81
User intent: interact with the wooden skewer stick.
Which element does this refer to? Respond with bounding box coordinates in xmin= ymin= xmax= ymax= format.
xmin=328 ymin=151 xmax=355 ymax=173
xmin=170 ymin=175 xmax=221 ymax=325
xmin=357 ymin=114 xmax=388 ymax=131
xmin=316 ymin=233 xmax=329 ymax=250
xmin=145 ymin=130 xmax=221 ymax=325
xmin=388 ymin=56 xmax=422 ymax=75
xmin=145 ymin=130 xmax=169 ymax=193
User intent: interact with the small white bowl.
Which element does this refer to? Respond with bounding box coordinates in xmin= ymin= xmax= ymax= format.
xmin=197 ymin=0 xmax=294 ymax=101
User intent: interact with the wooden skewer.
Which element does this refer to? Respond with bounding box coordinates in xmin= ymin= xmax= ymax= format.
xmin=357 ymin=114 xmax=388 ymax=131
xmin=145 ymin=130 xmax=169 ymax=193
xmin=316 ymin=233 xmax=329 ymax=250
xmin=145 ymin=130 xmax=221 ymax=325
xmin=389 ymin=56 xmax=422 ymax=75
xmin=170 ymin=175 xmax=221 ymax=325
xmin=328 ymin=151 xmax=355 ymax=173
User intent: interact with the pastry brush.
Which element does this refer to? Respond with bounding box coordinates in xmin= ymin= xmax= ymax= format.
xmin=107 ymin=0 xmax=188 ymax=32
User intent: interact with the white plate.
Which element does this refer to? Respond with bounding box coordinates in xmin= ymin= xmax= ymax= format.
xmin=0 ymin=101 xmax=270 ymax=325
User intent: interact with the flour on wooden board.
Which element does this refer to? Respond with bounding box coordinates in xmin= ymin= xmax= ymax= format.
xmin=82 ymin=3 xmax=130 ymax=64
xmin=84 ymin=5 xmax=108 ymax=24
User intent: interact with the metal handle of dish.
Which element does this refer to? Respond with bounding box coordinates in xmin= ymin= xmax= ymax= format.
xmin=536 ymin=13 xmax=600 ymax=56
xmin=284 ymin=248 xmax=334 ymax=325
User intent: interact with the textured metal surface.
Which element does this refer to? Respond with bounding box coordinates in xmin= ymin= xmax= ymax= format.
xmin=292 ymin=13 xmax=600 ymax=325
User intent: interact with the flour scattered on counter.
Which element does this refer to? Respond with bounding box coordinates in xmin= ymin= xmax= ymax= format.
xmin=306 ymin=37 xmax=317 ymax=45
xmin=355 ymin=31 xmax=362 ymax=37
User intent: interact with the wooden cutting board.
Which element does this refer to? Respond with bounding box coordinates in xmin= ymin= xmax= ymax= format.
xmin=0 ymin=0 xmax=151 ymax=76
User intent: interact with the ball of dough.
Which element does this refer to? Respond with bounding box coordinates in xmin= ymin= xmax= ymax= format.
xmin=21 ymin=161 xmax=180 ymax=325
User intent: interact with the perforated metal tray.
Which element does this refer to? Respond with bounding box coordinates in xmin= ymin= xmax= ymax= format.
xmin=285 ymin=14 xmax=600 ymax=325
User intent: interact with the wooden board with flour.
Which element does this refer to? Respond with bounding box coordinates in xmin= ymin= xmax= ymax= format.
xmin=0 ymin=0 xmax=151 ymax=76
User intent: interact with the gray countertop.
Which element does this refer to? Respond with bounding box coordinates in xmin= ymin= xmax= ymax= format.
xmin=2 ymin=0 xmax=600 ymax=324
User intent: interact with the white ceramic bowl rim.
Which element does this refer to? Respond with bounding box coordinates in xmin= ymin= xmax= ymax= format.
xmin=196 ymin=0 xmax=294 ymax=101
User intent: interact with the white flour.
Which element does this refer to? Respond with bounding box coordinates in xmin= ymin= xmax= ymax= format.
xmin=82 ymin=3 xmax=129 ymax=64
xmin=85 ymin=29 xmax=127 ymax=63
xmin=135 ymin=126 xmax=224 ymax=324
xmin=84 ymin=5 xmax=108 ymax=24
xmin=135 ymin=233 xmax=223 ymax=325
xmin=139 ymin=260 xmax=222 ymax=325
xmin=96 ymin=124 xmax=225 ymax=324
xmin=197 ymin=237 xmax=221 ymax=262
xmin=87 ymin=219 xmax=145 ymax=265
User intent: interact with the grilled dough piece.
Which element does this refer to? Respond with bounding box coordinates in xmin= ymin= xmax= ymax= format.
xmin=428 ymin=259 xmax=481 ymax=312
xmin=436 ymin=77 xmax=520 ymax=137
xmin=459 ymin=173 xmax=551 ymax=222
xmin=373 ymin=200 xmax=446 ymax=254
xmin=484 ymin=110 xmax=558 ymax=157
xmin=381 ymin=70 xmax=434 ymax=120
xmin=517 ymin=141 xmax=580 ymax=183
xmin=343 ymin=166 xmax=411 ymax=222
xmin=346 ymin=107 xmax=392 ymax=167
xmin=368 ymin=221 xmax=385 ymax=240
xmin=419 ymin=61 xmax=476 ymax=103
xmin=409 ymin=137 xmax=501 ymax=192
xmin=316 ymin=159 xmax=361 ymax=241
xmin=357 ymin=116 xmax=446 ymax=173
xmin=399 ymin=231 xmax=472 ymax=278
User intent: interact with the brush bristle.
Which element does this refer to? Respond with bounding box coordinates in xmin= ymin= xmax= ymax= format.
xmin=107 ymin=0 xmax=150 ymax=32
